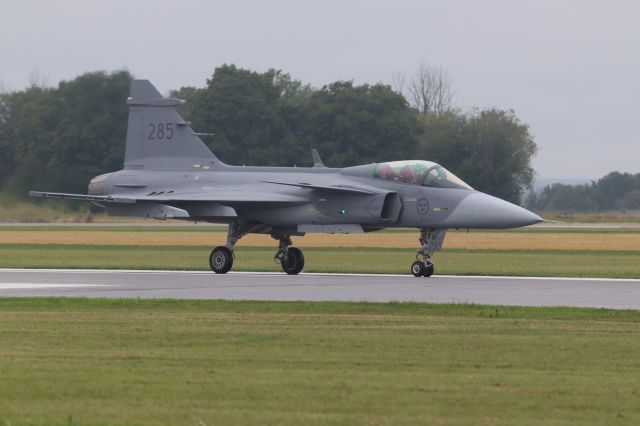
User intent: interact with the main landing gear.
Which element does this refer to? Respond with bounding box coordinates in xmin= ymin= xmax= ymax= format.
xmin=273 ymin=235 xmax=305 ymax=275
xmin=210 ymin=246 xmax=234 ymax=274
xmin=209 ymin=221 xmax=305 ymax=275
xmin=411 ymin=228 xmax=446 ymax=278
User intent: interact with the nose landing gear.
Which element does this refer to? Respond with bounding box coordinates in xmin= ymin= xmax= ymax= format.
xmin=411 ymin=228 xmax=446 ymax=277
xmin=411 ymin=259 xmax=434 ymax=277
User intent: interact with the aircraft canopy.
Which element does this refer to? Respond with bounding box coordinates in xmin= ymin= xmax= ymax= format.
xmin=373 ymin=160 xmax=472 ymax=189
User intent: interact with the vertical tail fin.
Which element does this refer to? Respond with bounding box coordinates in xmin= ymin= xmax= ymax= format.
xmin=124 ymin=80 xmax=224 ymax=170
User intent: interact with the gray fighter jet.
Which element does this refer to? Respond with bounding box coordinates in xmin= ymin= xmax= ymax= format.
xmin=30 ymin=80 xmax=542 ymax=277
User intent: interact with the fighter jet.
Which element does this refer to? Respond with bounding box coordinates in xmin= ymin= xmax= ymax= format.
xmin=30 ymin=80 xmax=543 ymax=277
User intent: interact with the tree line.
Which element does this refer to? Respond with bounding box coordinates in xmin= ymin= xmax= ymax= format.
xmin=0 ymin=65 xmax=537 ymax=205
xmin=526 ymin=172 xmax=640 ymax=212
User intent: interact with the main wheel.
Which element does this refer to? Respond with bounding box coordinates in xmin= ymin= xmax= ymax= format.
xmin=411 ymin=261 xmax=425 ymax=277
xmin=281 ymin=247 xmax=304 ymax=275
xmin=209 ymin=246 xmax=233 ymax=274
xmin=423 ymin=263 xmax=434 ymax=277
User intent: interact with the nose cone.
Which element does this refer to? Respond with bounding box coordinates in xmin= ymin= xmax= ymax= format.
xmin=443 ymin=192 xmax=543 ymax=229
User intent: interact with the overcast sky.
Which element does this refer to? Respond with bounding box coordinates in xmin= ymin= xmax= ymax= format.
xmin=1 ymin=0 xmax=638 ymax=180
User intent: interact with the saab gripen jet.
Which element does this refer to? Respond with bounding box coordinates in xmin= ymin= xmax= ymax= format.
xmin=30 ymin=80 xmax=543 ymax=277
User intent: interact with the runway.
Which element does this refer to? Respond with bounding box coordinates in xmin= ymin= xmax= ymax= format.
xmin=1 ymin=268 xmax=639 ymax=309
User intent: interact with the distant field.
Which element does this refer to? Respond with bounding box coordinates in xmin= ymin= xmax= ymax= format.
xmin=2 ymin=226 xmax=640 ymax=251
xmin=1 ymin=298 xmax=639 ymax=425
xmin=542 ymin=211 xmax=640 ymax=223
xmin=1 ymin=226 xmax=639 ymax=277
xmin=1 ymin=244 xmax=640 ymax=278
xmin=3 ymin=203 xmax=640 ymax=224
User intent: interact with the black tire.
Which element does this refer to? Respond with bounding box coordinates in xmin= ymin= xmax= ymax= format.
xmin=209 ymin=246 xmax=233 ymax=274
xmin=423 ymin=263 xmax=434 ymax=277
xmin=281 ymin=247 xmax=304 ymax=275
xmin=411 ymin=261 xmax=425 ymax=277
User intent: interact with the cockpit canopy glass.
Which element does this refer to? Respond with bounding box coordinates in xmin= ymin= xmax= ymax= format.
xmin=373 ymin=160 xmax=434 ymax=185
xmin=421 ymin=166 xmax=473 ymax=189
xmin=373 ymin=160 xmax=472 ymax=190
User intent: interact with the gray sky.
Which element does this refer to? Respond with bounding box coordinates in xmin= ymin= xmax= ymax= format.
xmin=2 ymin=0 xmax=638 ymax=180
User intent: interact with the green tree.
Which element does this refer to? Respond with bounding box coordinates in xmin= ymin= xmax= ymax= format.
xmin=417 ymin=109 xmax=537 ymax=204
xmin=618 ymin=190 xmax=640 ymax=212
xmin=527 ymin=172 xmax=640 ymax=213
xmin=2 ymin=71 xmax=131 ymax=196
xmin=174 ymin=66 xmax=420 ymax=167
xmin=173 ymin=64 xmax=304 ymax=166
xmin=0 ymin=93 xmax=16 ymax=185
xmin=0 ymin=86 xmax=60 ymax=194
xmin=540 ymin=184 xmax=602 ymax=212
xmin=593 ymin=172 xmax=638 ymax=209
xmin=299 ymin=81 xmax=421 ymax=166
xmin=1 ymin=64 xmax=542 ymax=210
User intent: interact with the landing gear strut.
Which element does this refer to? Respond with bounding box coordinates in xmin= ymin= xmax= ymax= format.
xmin=411 ymin=228 xmax=446 ymax=278
xmin=273 ymin=234 xmax=305 ymax=275
xmin=209 ymin=221 xmax=305 ymax=275
xmin=209 ymin=221 xmax=266 ymax=274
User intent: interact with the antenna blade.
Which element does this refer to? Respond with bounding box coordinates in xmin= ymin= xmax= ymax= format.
xmin=311 ymin=148 xmax=325 ymax=168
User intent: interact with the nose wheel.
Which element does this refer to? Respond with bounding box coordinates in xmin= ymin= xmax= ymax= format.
xmin=411 ymin=228 xmax=446 ymax=278
xmin=411 ymin=260 xmax=434 ymax=277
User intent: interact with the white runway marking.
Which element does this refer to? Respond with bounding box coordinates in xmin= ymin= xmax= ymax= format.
xmin=1 ymin=268 xmax=640 ymax=282
xmin=0 ymin=283 xmax=117 ymax=290
xmin=1 ymin=269 xmax=639 ymax=309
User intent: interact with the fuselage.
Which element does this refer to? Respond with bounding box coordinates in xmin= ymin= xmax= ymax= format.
xmin=89 ymin=161 xmax=542 ymax=231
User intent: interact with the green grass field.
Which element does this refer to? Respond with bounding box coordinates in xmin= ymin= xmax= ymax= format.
xmin=1 ymin=244 xmax=640 ymax=278
xmin=2 ymin=226 xmax=640 ymax=425
xmin=0 ymin=299 xmax=639 ymax=425
xmin=0 ymin=224 xmax=639 ymax=277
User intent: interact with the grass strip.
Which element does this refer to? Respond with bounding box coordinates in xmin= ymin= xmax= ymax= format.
xmin=1 ymin=244 xmax=639 ymax=278
xmin=2 ymin=230 xmax=640 ymax=252
xmin=0 ymin=298 xmax=639 ymax=425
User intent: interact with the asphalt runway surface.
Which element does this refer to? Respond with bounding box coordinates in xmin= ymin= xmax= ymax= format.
xmin=1 ymin=268 xmax=640 ymax=309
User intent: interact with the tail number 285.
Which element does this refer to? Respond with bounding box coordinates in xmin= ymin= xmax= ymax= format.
xmin=147 ymin=123 xmax=174 ymax=140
